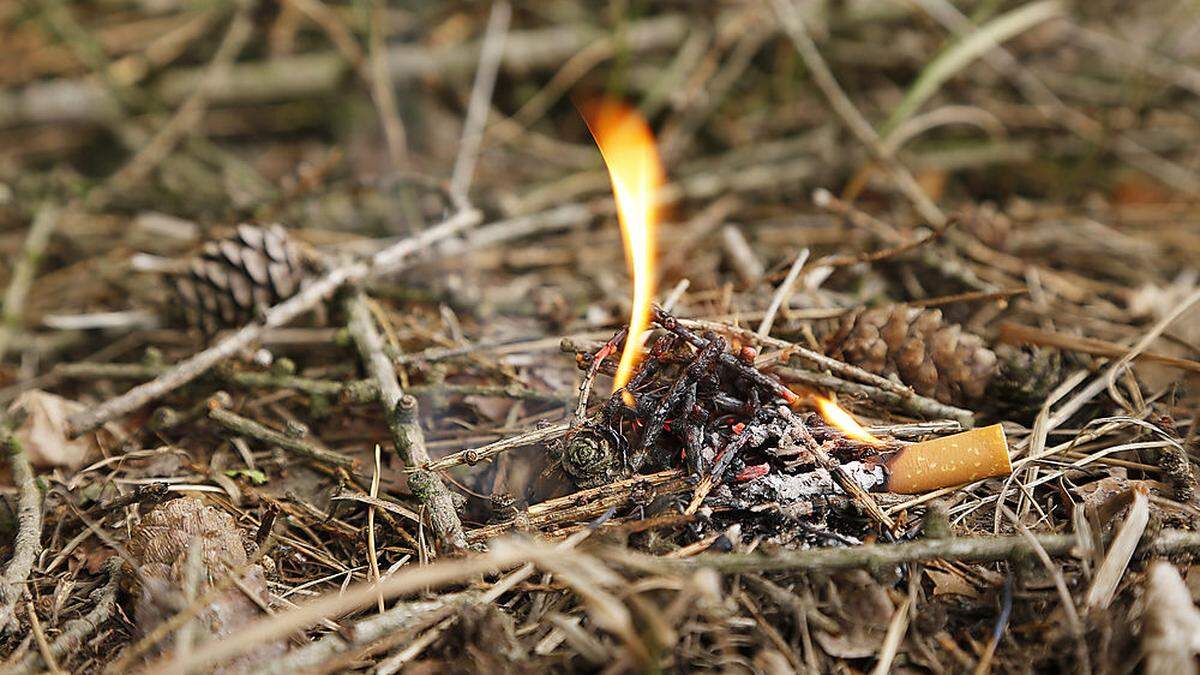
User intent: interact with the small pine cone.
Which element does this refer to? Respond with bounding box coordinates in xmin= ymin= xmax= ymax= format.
xmin=826 ymin=307 xmax=998 ymax=407
xmin=989 ymin=344 xmax=1062 ymax=418
xmin=173 ymin=224 xmax=317 ymax=334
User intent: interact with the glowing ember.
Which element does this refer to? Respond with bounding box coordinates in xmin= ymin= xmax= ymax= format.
xmin=814 ymin=395 xmax=882 ymax=445
xmin=582 ymin=99 xmax=664 ymax=399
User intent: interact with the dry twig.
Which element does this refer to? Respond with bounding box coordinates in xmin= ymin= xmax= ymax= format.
xmin=0 ymin=422 xmax=44 ymax=634
xmin=97 ymin=6 xmax=254 ymax=200
xmin=0 ymin=205 xmax=59 ymax=363
xmin=622 ymin=529 xmax=1200 ymax=574
xmin=208 ymin=406 xmax=355 ymax=468
xmin=449 ymin=1 xmax=511 ymax=206
xmin=346 ymin=291 xmax=466 ymax=551
xmin=13 ymin=562 xmax=124 ymax=675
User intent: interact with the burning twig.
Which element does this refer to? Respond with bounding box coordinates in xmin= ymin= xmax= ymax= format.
xmin=774 ymin=366 xmax=974 ymax=428
xmin=679 ymin=318 xmax=933 ymax=401
xmin=790 ymin=420 xmax=896 ymax=531
xmin=560 ymin=304 xmax=1016 ymax=529
xmin=559 ymin=307 xmax=798 ymax=490
xmin=572 ymin=328 xmax=627 ymax=427
xmin=659 ymin=310 xmax=800 ymax=405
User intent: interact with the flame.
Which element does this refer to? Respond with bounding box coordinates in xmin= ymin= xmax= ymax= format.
xmin=814 ymin=395 xmax=882 ymax=445
xmin=582 ymin=99 xmax=664 ymax=397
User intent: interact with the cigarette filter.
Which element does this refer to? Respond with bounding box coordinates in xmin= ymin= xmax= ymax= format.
xmin=884 ymin=424 xmax=1011 ymax=494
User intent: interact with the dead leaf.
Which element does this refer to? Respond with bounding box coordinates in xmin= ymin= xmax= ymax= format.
xmin=1114 ymin=175 xmax=1175 ymax=206
xmin=815 ymin=627 xmax=886 ymax=659
xmin=915 ymin=169 xmax=947 ymax=203
xmin=925 ymin=568 xmax=978 ymax=598
xmin=1075 ymin=476 xmax=1166 ymax=519
xmin=83 ymin=547 xmax=114 ymax=575
xmin=465 ymin=395 xmax=515 ymax=424
xmin=8 ymin=390 xmax=99 ymax=469
xmin=815 ymin=571 xmax=894 ymax=658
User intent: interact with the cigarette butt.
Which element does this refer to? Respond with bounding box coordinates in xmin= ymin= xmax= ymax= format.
xmin=884 ymin=424 xmax=1011 ymax=494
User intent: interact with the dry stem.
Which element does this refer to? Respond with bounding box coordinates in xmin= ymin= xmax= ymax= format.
xmin=448 ymin=1 xmax=511 ymax=206
xmin=0 ymin=16 xmax=689 ymax=128
xmin=0 ymin=205 xmax=59 ymax=363
xmin=424 ymin=422 xmax=572 ymax=472
xmin=622 ymin=528 xmax=1200 ymax=574
xmin=769 ymin=0 xmax=946 ymax=226
xmin=148 ymin=547 xmax=533 ymax=674
xmin=56 ymin=361 xmax=562 ymax=404
xmin=0 ymin=422 xmax=44 ymax=634
xmin=13 ymin=562 xmax=123 ymax=675
xmin=208 ymin=406 xmax=355 ymax=468
xmin=97 ymin=6 xmax=253 ymax=201
xmin=756 ymin=248 xmax=810 ymax=337
xmin=466 ymin=469 xmax=687 ymax=543
xmin=345 ymin=291 xmax=466 ymax=551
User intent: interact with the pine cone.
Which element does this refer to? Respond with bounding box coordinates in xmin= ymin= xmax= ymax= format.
xmin=125 ymin=497 xmax=285 ymax=669
xmin=173 ymin=224 xmax=317 ymax=334
xmin=827 ymin=307 xmax=997 ymax=407
xmin=989 ymin=343 xmax=1062 ymax=417
xmin=825 ymin=306 xmax=1061 ymax=417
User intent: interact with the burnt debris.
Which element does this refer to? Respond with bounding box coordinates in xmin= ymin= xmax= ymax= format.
xmin=556 ymin=307 xmax=895 ymax=534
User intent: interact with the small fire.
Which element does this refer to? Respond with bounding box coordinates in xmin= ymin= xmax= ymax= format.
xmin=814 ymin=395 xmax=882 ymax=445
xmin=582 ymin=99 xmax=664 ymax=398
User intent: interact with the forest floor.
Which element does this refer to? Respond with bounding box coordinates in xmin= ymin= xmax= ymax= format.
xmin=2 ymin=1 xmax=1200 ymax=673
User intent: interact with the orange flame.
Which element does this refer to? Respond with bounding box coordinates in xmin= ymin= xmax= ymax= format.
xmin=582 ymin=99 xmax=664 ymax=397
xmin=814 ymin=395 xmax=882 ymax=445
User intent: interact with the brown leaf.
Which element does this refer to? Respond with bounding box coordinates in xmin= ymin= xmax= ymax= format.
xmin=465 ymin=395 xmax=515 ymax=424
xmin=815 ymin=571 xmax=894 ymax=658
xmin=83 ymin=547 xmax=114 ymax=575
xmin=925 ymin=568 xmax=979 ymax=598
xmin=8 ymin=390 xmax=99 ymax=469
xmin=1187 ymin=566 xmax=1200 ymax=603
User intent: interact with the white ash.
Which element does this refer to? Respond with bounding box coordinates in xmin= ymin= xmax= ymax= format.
xmin=720 ymin=461 xmax=888 ymax=521
xmin=756 ymin=461 xmax=887 ymax=501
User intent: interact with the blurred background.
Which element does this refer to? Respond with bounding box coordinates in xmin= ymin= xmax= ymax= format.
xmin=3 ymin=0 xmax=1200 ymax=316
